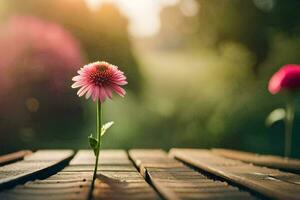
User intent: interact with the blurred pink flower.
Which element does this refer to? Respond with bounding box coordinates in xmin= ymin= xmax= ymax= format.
xmin=72 ymin=61 xmax=127 ymax=102
xmin=268 ymin=64 xmax=300 ymax=94
xmin=0 ymin=15 xmax=84 ymax=142
xmin=0 ymin=15 xmax=83 ymax=93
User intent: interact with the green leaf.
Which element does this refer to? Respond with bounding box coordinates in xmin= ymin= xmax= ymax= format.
xmin=88 ymin=134 xmax=98 ymax=156
xmin=266 ymin=108 xmax=286 ymax=127
xmin=101 ymin=121 xmax=114 ymax=136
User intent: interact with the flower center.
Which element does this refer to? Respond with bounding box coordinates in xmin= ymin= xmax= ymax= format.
xmin=98 ymin=64 xmax=108 ymax=72
xmin=90 ymin=66 xmax=112 ymax=86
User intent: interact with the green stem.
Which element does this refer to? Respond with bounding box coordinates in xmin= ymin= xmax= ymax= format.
xmin=285 ymin=97 xmax=294 ymax=157
xmin=90 ymin=100 xmax=102 ymax=199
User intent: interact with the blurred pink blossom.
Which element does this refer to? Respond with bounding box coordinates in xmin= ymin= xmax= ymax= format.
xmin=0 ymin=15 xmax=83 ymax=93
xmin=268 ymin=64 xmax=300 ymax=94
xmin=72 ymin=61 xmax=127 ymax=102
xmin=0 ymin=15 xmax=84 ymax=143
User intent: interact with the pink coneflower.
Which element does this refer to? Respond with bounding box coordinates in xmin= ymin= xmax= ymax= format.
xmin=71 ymin=61 xmax=127 ymax=102
xmin=267 ymin=64 xmax=300 ymax=157
xmin=71 ymin=61 xmax=127 ymax=194
xmin=268 ymin=64 xmax=300 ymax=94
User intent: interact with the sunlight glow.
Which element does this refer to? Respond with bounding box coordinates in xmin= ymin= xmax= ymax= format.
xmin=85 ymin=0 xmax=179 ymax=38
xmin=179 ymin=0 xmax=199 ymax=17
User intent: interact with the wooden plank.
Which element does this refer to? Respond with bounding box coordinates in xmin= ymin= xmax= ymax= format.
xmin=0 ymin=150 xmax=73 ymax=190
xmin=0 ymin=149 xmax=158 ymax=200
xmin=0 ymin=150 xmax=91 ymax=200
xmin=91 ymin=150 xmax=160 ymax=200
xmin=170 ymin=148 xmax=300 ymax=200
xmin=0 ymin=150 xmax=32 ymax=166
xmin=11 ymin=149 xmax=158 ymax=200
xmin=129 ymin=149 xmax=256 ymax=200
xmin=212 ymin=148 xmax=300 ymax=174
xmin=69 ymin=150 xmax=132 ymax=165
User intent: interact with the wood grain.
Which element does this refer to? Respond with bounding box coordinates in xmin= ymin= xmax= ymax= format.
xmin=170 ymin=148 xmax=300 ymax=200
xmin=0 ymin=150 xmax=32 ymax=166
xmin=1 ymin=148 xmax=299 ymax=199
xmin=130 ymin=149 xmax=256 ymax=200
xmin=212 ymin=148 xmax=300 ymax=174
xmin=0 ymin=149 xmax=159 ymax=200
xmin=0 ymin=150 xmax=73 ymax=190
xmin=92 ymin=150 xmax=160 ymax=200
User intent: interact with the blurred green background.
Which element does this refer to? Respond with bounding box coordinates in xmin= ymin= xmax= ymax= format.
xmin=0 ymin=0 xmax=300 ymax=157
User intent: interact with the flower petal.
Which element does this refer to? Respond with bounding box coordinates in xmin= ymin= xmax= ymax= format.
xmin=113 ymin=80 xmax=128 ymax=85
xmin=112 ymin=84 xmax=126 ymax=97
xmin=72 ymin=75 xmax=83 ymax=81
xmin=77 ymin=85 xmax=89 ymax=97
xmin=71 ymin=81 xmax=85 ymax=88
xmin=85 ymin=86 xmax=94 ymax=99
xmin=99 ymin=87 xmax=107 ymax=103
xmin=91 ymin=87 xmax=97 ymax=102
xmin=104 ymin=87 xmax=113 ymax=99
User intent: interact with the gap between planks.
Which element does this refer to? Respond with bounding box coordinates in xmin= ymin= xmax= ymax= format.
xmin=129 ymin=149 xmax=257 ymax=200
xmin=170 ymin=148 xmax=300 ymax=200
xmin=0 ymin=150 xmax=74 ymax=190
xmin=69 ymin=150 xmax=161 ymax=200
xmin=3 ymin=149 xmax=298 ymax=200
xmin=212 ymin=148 xmax=300 ymax=174
xmin=0 ymin=150 xmax=160 ymax=200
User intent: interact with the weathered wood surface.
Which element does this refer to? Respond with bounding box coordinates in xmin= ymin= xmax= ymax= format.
xmin=70 ymin=150 xmax=160 ymax=200
xmin=129 ymin=149 xmax=256 ymax=200
xmin=170 ymin=148 xmax=300 ymax=200
xmin=0 ymin=150 xmax=90 ymax=200
xmin=0 ymin=149 xmax=300 ymax=200
xmin=0 ymin=150 xmax=74 ymax=190
xmin=212 ymin=148 xmax=300 ymax=174
xmin=0 ymin=150 xmax=32 ymax=166
xmin=0 ymin=150 xmax=159 ymax=200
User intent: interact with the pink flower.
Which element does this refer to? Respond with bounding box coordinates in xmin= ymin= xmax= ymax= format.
xmin=71 ymin=61 xmax=127 ymax=102
xmin=268 ymin=64 xmax=300 ymax=94
xmin=0 ymin=15 xmax=83 ymax=94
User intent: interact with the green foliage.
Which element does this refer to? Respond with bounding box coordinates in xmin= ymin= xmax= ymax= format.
xmin=101 ymin=122 xmax=114 ymax=136
xmin=88 ymin=122 xmax=113 ymax=156
xmin=266 ymin=108 xmax=286 ymax=127
xmin=88 ymin=134 xmax=98 ymax=156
